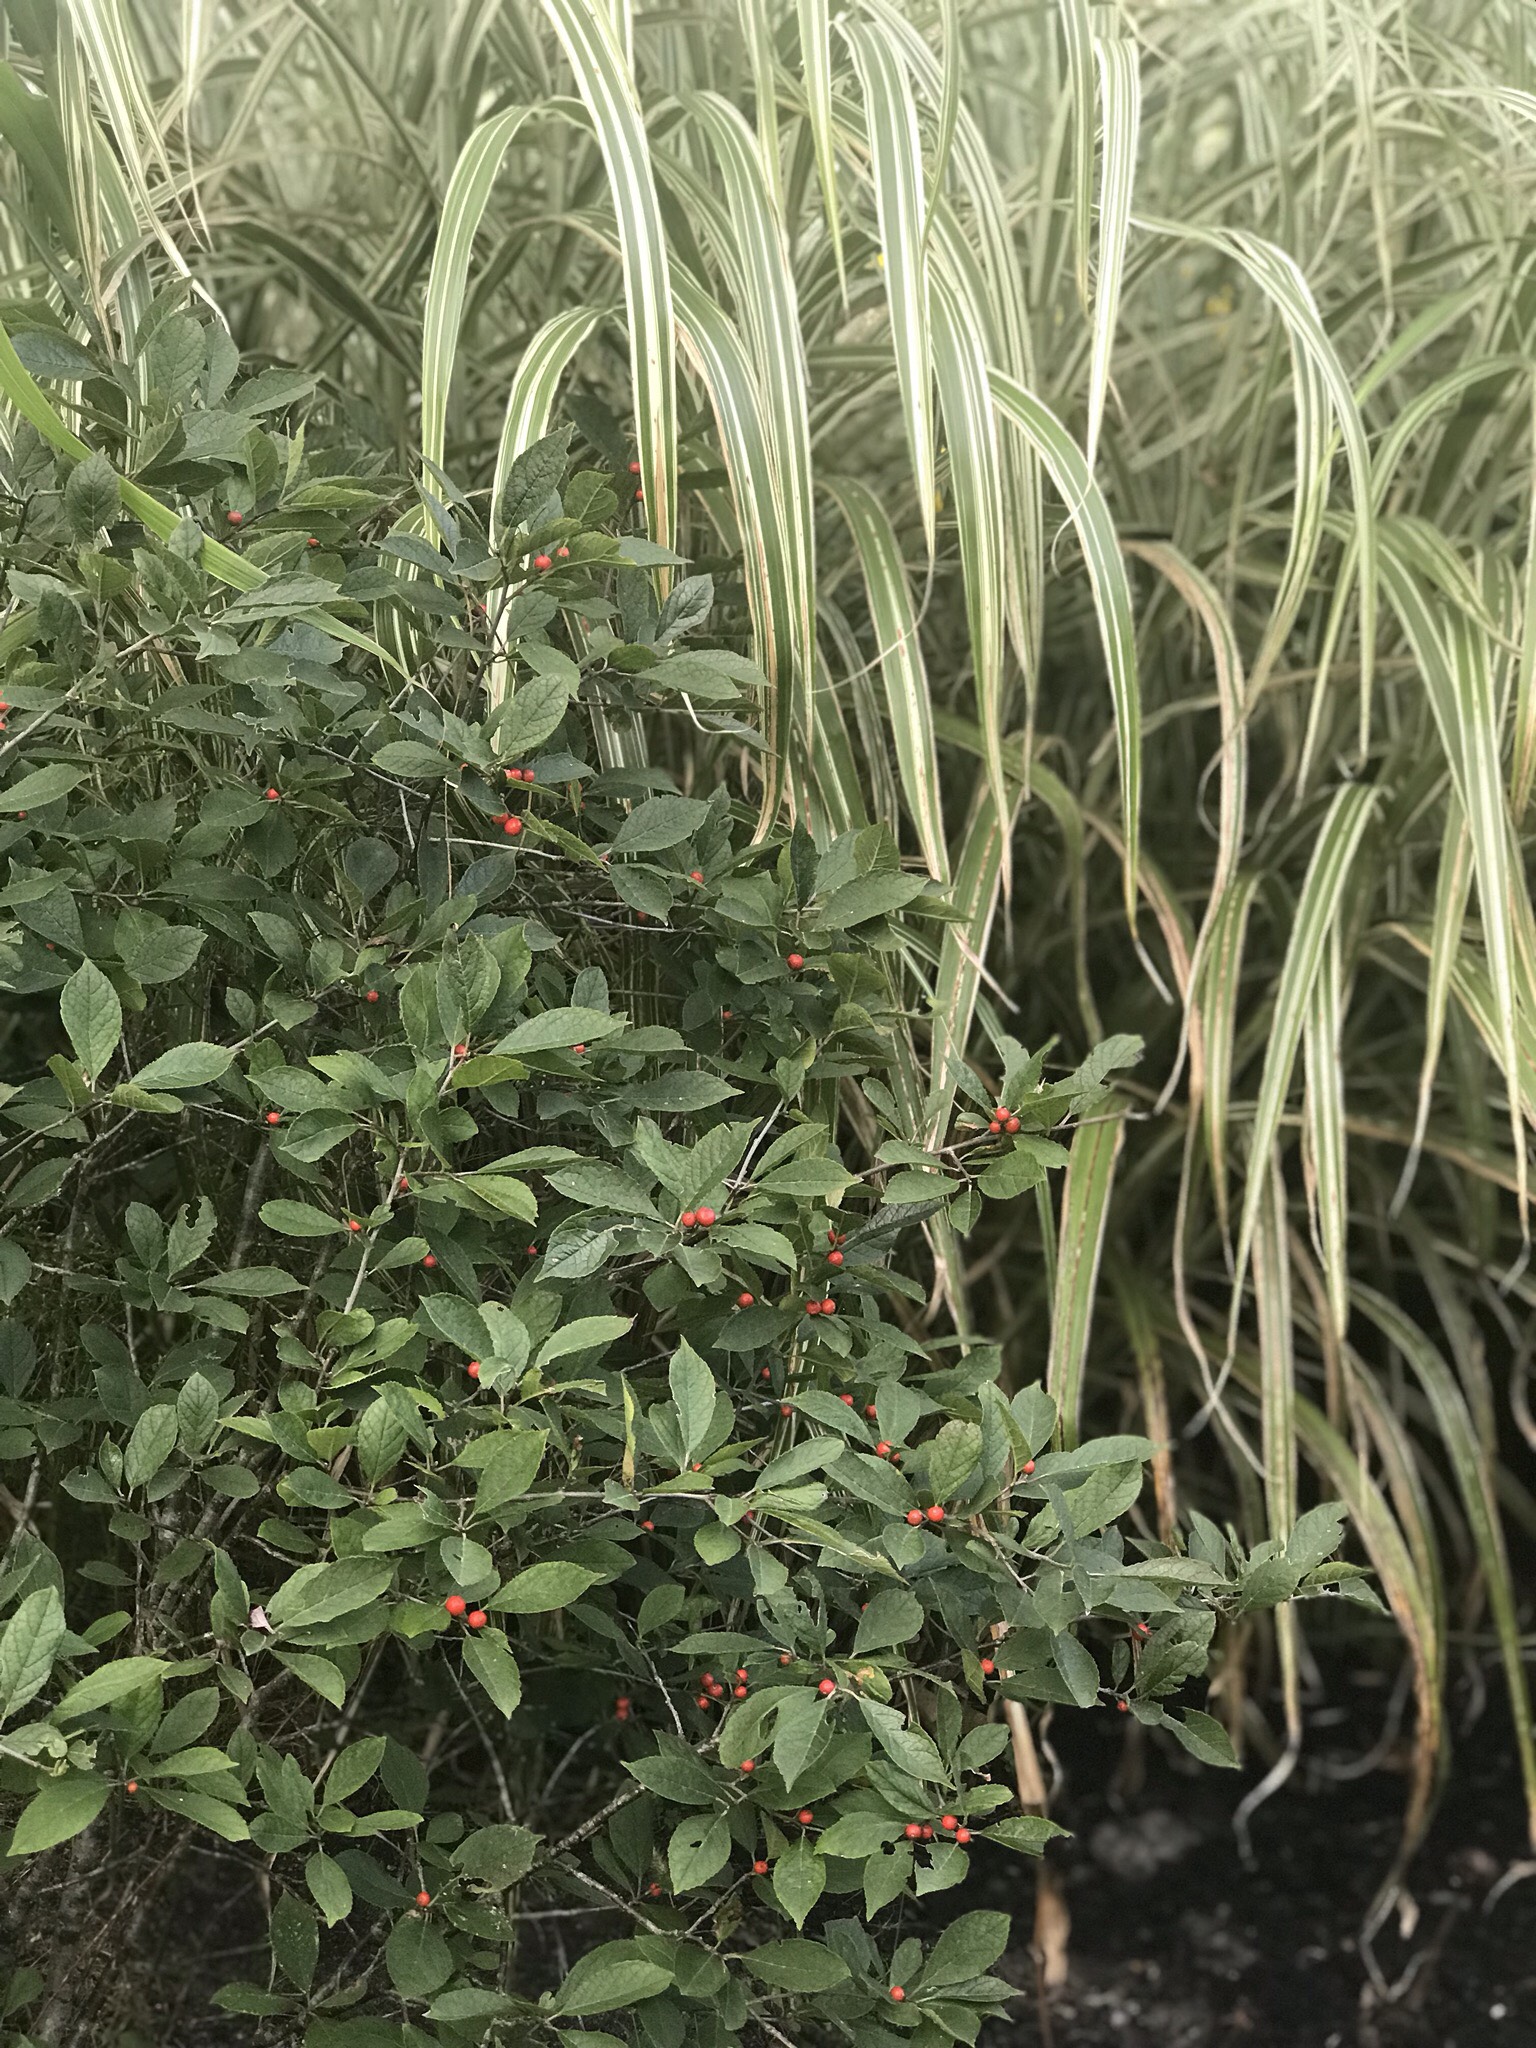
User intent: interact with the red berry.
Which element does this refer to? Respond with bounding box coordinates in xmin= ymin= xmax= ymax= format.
xmin=1134 ymin=1621 xmax=1150 ymax=1637
xmin=786 ymin=952 xmax=804 ymax=970
xmin=940 ymin=1814 xmax=958 ymax=1830
xmin=265 ymin=1110 xmax=281 ymax=1126
xmin=527 ymin=1245 xmax=538 ymax=1257
xmin=802 ymin=1299 xmax=819 ymax=1316
xmin=820 ymin=1298 xmax=836 ymax=1315
xmin=571 ymin=1044 xmax=585 ymax=1056
xmin=796 ymin=1809 xmax=813 ymax=1826
xmin=760 ymin=1366 xmax=771 ymax=1380
xmin=1117 ymin=1700 xmax=1129 ymax=1713
xmin=629 ymin=460 xmax=642 ymax=474
xmin=736 ymin=1669 xmax=749 ymax=1680
xmin=865 ymin=1403 xmax=878 ymax=1418
xmin=680 ymin=1210 xmax=697 ymax=1229
xmin=365 ymin=990 xmax=380 ymax=1003
xmin=125 ymin=1779 xmax=138 ymax=1794
xmin=697 ymin=1695 xmax=710 ymax=1708
xmin=695 ymin=1205 xmax=716 ymax=1228
xmin=307 ymin=536 xmax=319 ymax=548
xmin=690 ymin=868 xmax=704 ymax=882
xmin=926 ymin=1504 xmax=945 ymax=1523
xmin=226 ymin=509 xmax=243 ymax=525
xmin=534 ymin=553 xmax=552 ymax=570
xmin=733 ymin=1684 xmax=747 ymax=1698
xmin=634 ymin=485 xmax=643 ymax=499
xmin=264 ymin=786 xmax=280 ymax=801
xmin=347 ymin=1219 xmax=362 ymax=1233
xmin=444 ymin=1595 xmax=466 ymax=1616
xmin=753 ymin=1858 xmax=769 ymax=1875
xmin=648 ymin=1882 xmax=662 ymax=1897
xmin=641 ymin=1519 xmax=654 ymax=1531
xmin=818 ymin=1678 xmax=836 ymax=1696
xmin=416 ymin=1889 xmax=431 ymax=1907
xmin=979 ymin=1657 xmax=995 ymax=1676
xmin=555 ymin=546 xmax=569 ymax=560
xmin=890 ymin=1987 xmax=906 ymax=2003
xmin=503 ymin=816 xmax=523 ymax=835
xmin=955 ymin=1827 xmax=971 ymax=1844
xmin=453 ymin=1042 xmax=468 ymax=1057
xmin=905 ymin=1509 xmax=923 ymax=1525
xmin=827 ymin=1250 xmax=844 ymax=1267
xmin=904 ymin=1822 xmax=922 ymax=1840
xmin=740 ymin=1759 xmax=755 ymax=1773
xmin=1006 ymin=1116 xmax=1021 ymax=1133
xmin=722 ymin=1007 xmax=732 ymax=1019
xmin=737 ymin=1292 xmax=755 ymax=1308
xmin=921 ymin=1825 xmax=934 ymax=1840
xmin=466 ymin=1609 xmax=487 ymax=1629
xmin=989 ymin=1118 xmax=1003 ymax=1134
xmin=780 ymin=1404 xmax=792 ymax=1416
xmin=467 ymin=1361 xmax=480 ymax=1379
xmin=839 ymin=1393 xmax=854 ymax=1406
xmin=778 ymin=1653 xmax=792 ymax=1665
xmin=615 ymin=1696 xmax=631 ymax=1718
xmin=1022 ymin=1459 xmax=1036 ymax=1476
xmin=422 ymin=1254 xmax=437 ymax=1268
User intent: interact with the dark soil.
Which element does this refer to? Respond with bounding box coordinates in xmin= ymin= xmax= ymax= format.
xmin=979 ymin=1668 xmax=1536 ymax=2048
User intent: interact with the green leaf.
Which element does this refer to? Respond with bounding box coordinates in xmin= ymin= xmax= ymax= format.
xmin=502 ymin=669 xmax=577 ymax=755
xmin=979 ymin=1815 xmax=1070 ymax=1856
xmin=667 ymin=1811 xmax=730 ymax=1891
xmin=325 ymin=1735 xmax=387 ymax=1807
xmin=669 ymin=1341 xmax=716 ymax=1464
xmin=356 ymin=1396 xmax=407 ymax=1485
xmin=496 ymin=1562 xmax=599 ymax=1615
xmin=554 ymin=1940 xmax=673 ymax=2015
xmin=853 ymin=1589 xmax=924 ymax=1653
xmin=1164 ymin=1708 xmax=1239 ymax=1769
xmin=176 ymin=1373 xmax=220 ymax=1455
xmin=815 ymin=1811 xmax=902 ymax=1859
xmin=0 ymin=1587 xmax=65 ymax=1722
xmin=463 ymin=1631 xmax=523 ymax=1717
xmin=612 ymin=794 xmax=710 ymax=854
xmin=59 ymin=961 xmax=121 ymax=1081
xmin=922 ymin=1909 xmax=1012 ymax=1988
xmin=6 ymin=1771 xmax=110 ymax=1856
xmin=305 ymin=1850 xmax=354 ymax=1925
xmin=63 ymin=451 xmax=120 ymax=539
xmin=54 ymin=1656 xmax=169 ymax=1719
xmin=384 ymin=1914 xmax=454 ymax=1999
xmin=271 ymin=1891 xmax=319 ymax=1991
xmin=372 ymin=741 xmax=452 ymax=778
xmin=260 ymin=1200 xmax=347 ymax=1238
xmin=772 ymin=1836 xmax=825 ymax=1928
xmin=743 ymin=1941 xmax=849 ymax=1992
xmin=536 ymin=1314 xmax=633 ymax=1366
xmin=452 ymin=1822 xmax=539 ymax=1887
xmin=497 ymin=424 xmax=573 ymax=532
xmin=771 ymin=1687 xmax=826 ymax=1794
xmin=266 ymin=1560 xmax=393 ymax=1632
xmin=123 ymin=1403 xmax=178 ymax=1488
xmin=0 ymin=764 xmax=87 ymax=812
xmin=495 ymin=1006 xmax=625 ymax=1054
xmin=133 ymin=1042 xmax=234 ymax=1090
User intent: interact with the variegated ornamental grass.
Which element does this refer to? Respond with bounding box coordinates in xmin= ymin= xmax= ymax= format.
xmin=0 ymin=0 xmax=1534 ymax=1970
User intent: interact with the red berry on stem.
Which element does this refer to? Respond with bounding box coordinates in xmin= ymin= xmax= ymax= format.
xmin=629 ymin=460 xmax=642 ymax=474
xmin=827 ymin=1249 xmax=844 ymax=1267
xmin=265 ymin=786 xmax=280 ymax=801
xmin=347 ymin=1220 xmax=362 ymax=1234
xmin=365 ymin=990 xmax=380 ymax=1003
xmin=265 ymin=1110 xmax=281 ymax=1126
xmin=689 ymin=868 xmax=703 ymax=882
xmin=739 ymin=1759 xmax=755 ymax=1773
xmin=979 ymin=1657 xmax=995 ymax=1676
xmin=1006 ymin=1116 xmax=1021 ymax=1133
xmin=805 ymin=1300 xmax=820 ymax=1316
xmin=921 ymin=1825 xmax=933 ymax=1840
xmin=467 ymin=1361 xmax=480 ymax=1380
xmin=422 ymin=1253 xmax=437 ymax=1268
xmin=555 ymin=546 xmax=569 ymax=560
xmin=695 ymin=1205 xmax=716 ymax=1228
xmin=865 ymin=1403 xmax=878 ymax=1418
xmin=940 ymin=1814 xmax=958 ymax=1830
xmin=753 ymin=1858 xmax=769 ymax=1875
xmin=904 ymin=1822 xmax=922 ymax=1840
xmin=890 ymin=1987 xmax=906 ymax=2003
xmin=737 ymin=1292 xmax=755 ymax=1308
xmin=534 ymin=553 xmax=552 ymax=571
xmin=125 ymin=1779 xmax=138 ymax=1794
xmin=818 ymin=1678 xmax=836 ymax=1696
xmin=820 ymin=1298 xmax=836 ymax=1315
xmin=839 ymin=1393 xmax=854 ymax=1406
xmin=905 ymin=1508 xmax=923 ymax=1525
xmin=733 ymin=1684 xmax=747 ymax=1698
xmin=1022 ymin=1459 xmax=1036 ymax=1475
xmin=988 ymin=1118 xmax=1003 ymax=1134
xmin=503 ymin=816 xmax=523 ymax=836
xmin=797 ymin=1809 xmax=814 ymax=1826
xmin=926 ymin=1504 xmax=945 ymax=1523
xmin=778 ymin=1652 xmax=792 ymax=1665
xmin=571 ymin=1044 xmax=584 ymax=1056
xmin=641 ymin=1518 xmax=654 ymax=1531
xmin=1117 ymin=1699 xmax=1129 ymax=1713
xmin=956 ymin=1827 xmax=971 ymax=1844
xmin=226 ymin=509 xmax=242 ymax=526
xmin=307 ymin=536 xmax=319 ymax=548
xmin=467 ymin=1609 xmax=487 ymax=1629
xmin=416 ymin=1889 xmax=431 ymax=1907
xmin=444 ymin=1595 xmax=466 ymax=1616
xmin=786 ymin=952 xmax=804 ymax=970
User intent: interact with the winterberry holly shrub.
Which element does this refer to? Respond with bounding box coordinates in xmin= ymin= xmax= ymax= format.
xmin=0 ymin=314 xmax=1356 ymax=2047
